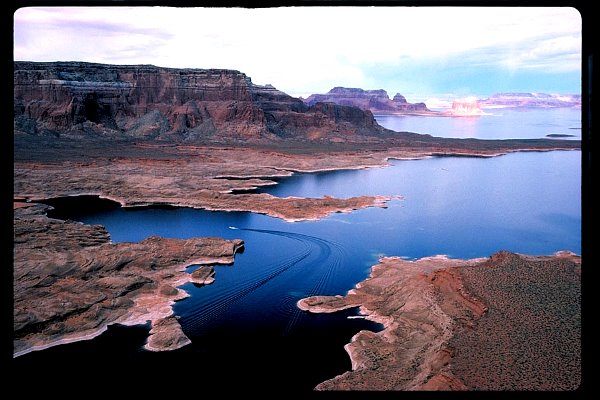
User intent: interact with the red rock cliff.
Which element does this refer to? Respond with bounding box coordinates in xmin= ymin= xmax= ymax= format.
xmin=303 ymin=87 xmax=432 ymax=114
xmin=14 ymin=61 xmax=384 ymax=141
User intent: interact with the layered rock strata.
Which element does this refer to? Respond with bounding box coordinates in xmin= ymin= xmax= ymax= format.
xmin=303 ymin=87 xmax=433 ymax=114
xmin=14 ymin=61 xmax=383 ymax=141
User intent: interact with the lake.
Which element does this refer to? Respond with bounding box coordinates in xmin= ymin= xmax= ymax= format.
xmin=375 ymin=108 xmax=581 ymax=140
xmin=14 ymin=111 xmax=581 ymax=391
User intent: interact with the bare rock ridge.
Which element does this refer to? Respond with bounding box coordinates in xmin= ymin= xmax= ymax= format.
xmin=480 ymin=92 xmax=581 ymax=108
xmin=303 ymin=87 xmax=432 ymax=114
xmin=14 ymin=62 xmax=581 ymax=151
xmin=303 ymin=88 xmax=581 ymax=112
xmin=299 ymin=252 xmax=581 ymax=391
xmin=13 ymin=202 xmax=244 ymax=356
xmin=14 ymin=61 xmax=383 ymax=141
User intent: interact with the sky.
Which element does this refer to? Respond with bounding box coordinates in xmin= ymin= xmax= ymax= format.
xmin=13 ymin=6 xmax=582 ymax=103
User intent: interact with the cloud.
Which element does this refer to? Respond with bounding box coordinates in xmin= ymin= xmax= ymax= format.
xmin=14 ymin=7 xmax=173 ymax=63
xmin=13 ymin=6 xmax=581 ymax=96
xmin=513 ymin=35 xmax=581 ymax=71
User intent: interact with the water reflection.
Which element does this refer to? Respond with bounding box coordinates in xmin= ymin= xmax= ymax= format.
xmin=375 ymin=108 xmax=581 ymax=139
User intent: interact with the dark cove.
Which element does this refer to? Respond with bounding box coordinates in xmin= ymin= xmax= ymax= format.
xmin=43 ymin=195 xmax=121 ymax=220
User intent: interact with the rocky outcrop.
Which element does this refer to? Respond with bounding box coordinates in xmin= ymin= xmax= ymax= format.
xmin=480 ymin=92 xmax=581 ymax=108
xmin=303 ymin=87 xmax=433 ymax=114
xmin=145 ymin=316 xmax=191 ymax=352
xmin=298 ymin=255 xmax=484 ymax=390
xmin=445 ymin=97 xmax=486 ymax=116
xmin=300 ymin=251 xmax=581 ymax=391
xmin=14 ymin=61 xmax=384 ymax=141
xmin=13 ymin=202 xmax=244 ymax=356
xmin=190 ymin=266 xmax=216 ymax=285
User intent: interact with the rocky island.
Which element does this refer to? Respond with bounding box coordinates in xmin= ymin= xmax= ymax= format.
xmin=13 ymin=61 xmax=580 ymax=389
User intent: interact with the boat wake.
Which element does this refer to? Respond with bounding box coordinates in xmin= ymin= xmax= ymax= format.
xmin=180 ymin=227 xmax=345 ymax=336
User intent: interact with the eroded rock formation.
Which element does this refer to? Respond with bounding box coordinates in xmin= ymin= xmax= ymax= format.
xmin=14 ymin=61 xmax=384 ymax=141
xmin=190 ymin=266 xmax=216 ymax=285
xmin=14 ymin=147 xmax=399 ymax=222
xmin=13 ymin=203 xmax=244 ymax=356
xmin=303 ymin=87 xmax=433 ymax=114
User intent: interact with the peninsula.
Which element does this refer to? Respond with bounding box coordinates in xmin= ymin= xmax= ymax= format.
xmin=299 ymin=251 xmax=581 ymax=390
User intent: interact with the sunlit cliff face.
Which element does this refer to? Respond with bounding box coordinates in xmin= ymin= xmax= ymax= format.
xmin=450 ymin=97 xmax=485 ymax=116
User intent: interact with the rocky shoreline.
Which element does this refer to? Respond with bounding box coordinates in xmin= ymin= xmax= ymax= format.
xmin=13 ymin=203 xmax=243 ymax=356
xmin=14 ymin=140 xmax=578 ymax=223
xmin=299 ymin=252 xmax=581 ymax=390
xmin=13 ymin=141 xmax=580 ymax=363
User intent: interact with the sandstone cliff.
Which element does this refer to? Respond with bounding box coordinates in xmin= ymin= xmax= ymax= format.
xmin=303 ymin=87 xmax=433 ymax=114
xmin=14 ymin=61 xmax=384 ymax=142
xmin=446 ymin=97 xmax=486 ymax=116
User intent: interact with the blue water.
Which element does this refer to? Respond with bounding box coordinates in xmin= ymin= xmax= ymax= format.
xmin=16 ymin=111 xmax=581 ymax=391
xmin=44 ymin=150 xmax=580 ymax=348
xmin=256 ymin=151 xmax=581 ymax=258
xmin=85 ymin=151 xmax=580 ymax=260
xmin=375 ymin=108 xmax=581 ymax=140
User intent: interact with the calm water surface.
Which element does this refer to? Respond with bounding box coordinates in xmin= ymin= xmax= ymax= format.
xmin=375 ymin=108 xmax=581 ymax=140
xmin=14 ymin=112 xmax=581 ymax=391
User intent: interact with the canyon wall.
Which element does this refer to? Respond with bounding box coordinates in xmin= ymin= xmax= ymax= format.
xmin=14 ymin=62 xmax=384 ymax=142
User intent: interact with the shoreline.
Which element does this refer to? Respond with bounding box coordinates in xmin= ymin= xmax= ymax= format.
xmin=13 ymin=141 xmax=581 ymax=366
xmin=14 ymin=143 xmax=580 ymax=223
xmin=299 ymin=252 xmax=581 ymax=390
xmin=374 ymin=111 xmax=493 ymax=117
xmin=13 ymin=203 xmax=244 ymax=357
xmin=25 ymin=193 xmax=398 ymax=223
